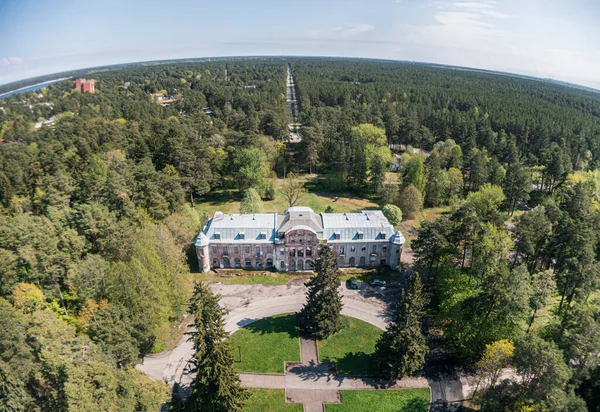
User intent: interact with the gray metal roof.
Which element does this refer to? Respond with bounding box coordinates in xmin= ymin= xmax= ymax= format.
xmin=203 ymin=212 xmax=277 ymax=243
xmin=321 ymin=210 xmax=395 ymax=242
xmin=277 ymin=207 xmax=323 ymax=234
xmin=199 ymin=208 xmax=403 ymax=245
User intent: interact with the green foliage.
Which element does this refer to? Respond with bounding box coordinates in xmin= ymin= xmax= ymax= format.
xmin=375 ymin=273 xmax=429 ymax=379
xmin=184 ymin=282 xmax=248 ymax=411
xmin=298 ymin=245 xmax=343 ymax=339
xmin=398 ymin=184 xmax=423 ymax=219
xmin=239 ymin=188 xmax=264 ymax=214
xmin=382 ymin=204 xmax=402 ymax=227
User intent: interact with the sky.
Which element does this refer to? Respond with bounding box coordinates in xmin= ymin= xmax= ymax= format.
xmin=1 ymin=0 xmax=600 ymax=89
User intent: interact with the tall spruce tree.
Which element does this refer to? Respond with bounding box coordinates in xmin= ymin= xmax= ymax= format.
xmin=184 ymin=282 xmax=248 ymax=412
xmin=298 ymin=245 xmax=343 ymax=339
xmin=375 ymin=273 xmax=429 ymax=379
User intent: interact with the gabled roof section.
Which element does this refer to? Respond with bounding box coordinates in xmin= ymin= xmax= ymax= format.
xmin=321 ymin=210 xmax=396 ymax=242
xmin=204 ymin=211 xmax=277 ymax=243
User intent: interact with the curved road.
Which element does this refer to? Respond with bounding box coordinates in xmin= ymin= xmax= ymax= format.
xmin=136 ymin=281 xmax=464 ymax=407
xmin=138 ymin=290 xmax=387 ymax=385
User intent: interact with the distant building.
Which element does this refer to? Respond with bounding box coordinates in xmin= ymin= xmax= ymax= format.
xmin=194 ymin=206 xmax=405 ymax=273
xmin=74 ymin=78 xmax=95 ymax=93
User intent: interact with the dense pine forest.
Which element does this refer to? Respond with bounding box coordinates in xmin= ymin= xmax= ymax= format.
xmin=1 ymin=57 xmax=600 ymax=411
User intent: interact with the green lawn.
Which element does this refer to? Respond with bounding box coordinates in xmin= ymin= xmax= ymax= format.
xmin=228 ymin=314 xmax=300 ymax=374
xmin=339 ymin=267 xmax=402 ymax=284
xmin=195 ymin=177 xmax=379 ymax=217
xmin=244 ymin=389 xmax=302 ymax=412
xmin=318 ymin=316 xmax=384 ymax=376
xmin=200 ymin=272 xmax=310 ymax=285
xmin=325 ymin=389 xmax=431 ymax=412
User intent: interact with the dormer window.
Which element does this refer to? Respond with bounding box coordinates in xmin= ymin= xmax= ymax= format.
xmin=239 ymin=232 xmax=245 ymax=240
xmin=260 ymin=232 xmax=267 ymax=240
xmin=357 ymin=232 xmax=364 ymax=240
xmin=214 ymin=232 xmax=221 ymax=240
xmin=334 ymin=232 xmax=341 ymax=240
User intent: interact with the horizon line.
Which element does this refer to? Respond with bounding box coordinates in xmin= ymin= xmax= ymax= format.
xmin=1 ymin=54 xmax=599 ymax=95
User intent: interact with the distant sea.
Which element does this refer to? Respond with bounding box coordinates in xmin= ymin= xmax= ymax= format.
xmin=0 ymin=78 xmax=67 ymax=99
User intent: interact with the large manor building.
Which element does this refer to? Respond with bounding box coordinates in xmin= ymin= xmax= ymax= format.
xmin=194 ymin=207 xmax=405 ymax=272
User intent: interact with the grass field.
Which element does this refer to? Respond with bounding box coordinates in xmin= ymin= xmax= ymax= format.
xmin=244 ymin=389 xmax=302 ymax=412
xmin=195 ymin=177 xmax=380 ymax=217
xmin=325 ymin=389 xmax=431 ymax=412
xmin=199 ymin=272 xmax=311 ymax=285
xmin=228 ymin=314 xmax=300 ymax=374
xmin=318 ymin=316 xmax=384 ymax=376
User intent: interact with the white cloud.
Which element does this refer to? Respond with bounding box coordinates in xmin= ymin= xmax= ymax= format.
xmin=0 ymin=56 xmax=23 ymax=66
xmin=309 ymin=24 xmax=375 ymax=38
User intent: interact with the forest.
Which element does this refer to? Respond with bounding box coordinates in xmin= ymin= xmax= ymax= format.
xmin=1 ymin=57 xmax=600 ymax=411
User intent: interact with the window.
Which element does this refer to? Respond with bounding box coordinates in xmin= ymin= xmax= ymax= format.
xmin=361 ymin=246 xmax=366 ymax=252
xmin=212 ymin=246 xmax=217 ymax=254
xmin=359 ymin=256 xmax=366 ymax=266
xmin=357 ymin=232 xmax=364 ymax=240
xmin=245 ymin=246 xmax=250 ymax=254
xmin=383 ymin=246 xmax=387 ymax=253
xmin=239 ymin=232 xmax=245 ymax=240
xmin=256 ymin=260 xmax=263 ymax=269
xmin=290 ymin=260 xmax=296 ymax=271
xmin=214 ymin=232 xmax=221 ymax=240
xmin=234 ymin=258 xmax=241 ymax=268
xmin=306 ymin=248 xmax=312 ymax=257
xmin=212 ymin=258 xmax=219 ymax=267
xmin=266 ymin=258 xmax=273 ymax=267
xmin=267 ymin=246 xmax=273 ymax=253
xmin=280 ymin=261 xmax=285 ymax=270
xmin=349 ymin=256 xmax=355 ymax=266
xmin=350 ymin=246 xmax=356 ymax=252
xmin=305 ymin=261 xmax=312 ymax=270
xmin=290 ymin=249 xmax=296 ymax=257
xmin=339 ymin=246 xmax=345 ymax=255
xmin=245 ymin=258 xmax=252 ymax=268
xmin=234 ymin=246 xmax=239 ymax=254
xmin=223 ymin=257 xmax=230 ymax=268
xmin=255 ymin=246 xmax=261 ymax=256
xmin=260 ymin=232 xmax=267 ymax=239
xmin=379 ymin=232 xmax=386 ymax=240
xmin=223 ymin=246 xmax=229 ymax=256
xmin=334 ymin=232 xmax=341 ymax=240
xmin=298 ymin=249 xmax=304 ymax=257
xmin=372 ymin=245 xmax=377 ymax=254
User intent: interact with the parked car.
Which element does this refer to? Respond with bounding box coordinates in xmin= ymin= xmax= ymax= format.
xmin=348 ymin=277 xmax=359 ymax=289
xmin=369 ymin=279 xmax=386 ymax=287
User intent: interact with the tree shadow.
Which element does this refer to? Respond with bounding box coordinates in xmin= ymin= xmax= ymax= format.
xmin=324 ymin=351 xmax=379 ymax=378
xmin=241 ymin=313 xmax=300 ymax=339
xmin=400 ymin=397 xmax=431 ymax=412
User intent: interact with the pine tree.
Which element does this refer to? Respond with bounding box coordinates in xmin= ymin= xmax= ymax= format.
xmin=298 ymin=245 xmax=343 ymax=339
xmin=375 ymin=273 xmax=429 ymax=379
xmin=184 ymin=282 xmax=248 ymax=412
